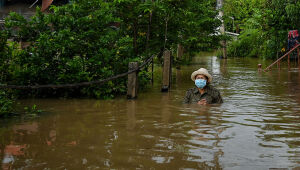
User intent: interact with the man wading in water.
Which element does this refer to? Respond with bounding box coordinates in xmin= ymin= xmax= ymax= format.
xmin=183 ymin=68 xmax=223 ymax=105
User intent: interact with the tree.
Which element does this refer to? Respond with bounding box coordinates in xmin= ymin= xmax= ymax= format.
xmin=225 ymin=0 xmax=300 ymax=59
xmin=0 ymin=0 xmax=220 ymax=101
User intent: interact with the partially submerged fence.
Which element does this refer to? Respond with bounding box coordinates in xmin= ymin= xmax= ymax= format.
xmin=264 ymin=43 xmax=300 ymax=72
xmin=0 ymin=48 xmax=180 ymax=99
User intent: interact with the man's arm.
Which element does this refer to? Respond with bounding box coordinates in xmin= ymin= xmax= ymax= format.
xmin=183 ymin=90 xmax=191 ymax=104
xmin=215 ymin=91 xmax=223 ymax=104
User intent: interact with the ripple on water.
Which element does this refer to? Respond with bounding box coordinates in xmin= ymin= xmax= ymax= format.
xmin=3 ymin=55 xmax=300 ymax=169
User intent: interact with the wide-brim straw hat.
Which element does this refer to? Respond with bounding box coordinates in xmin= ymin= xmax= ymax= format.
xmin=191 ymin=68 xmax=213 ymax=82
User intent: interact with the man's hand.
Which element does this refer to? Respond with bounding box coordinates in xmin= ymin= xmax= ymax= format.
xmin=197 ymin=99 xmax=207 ymax=105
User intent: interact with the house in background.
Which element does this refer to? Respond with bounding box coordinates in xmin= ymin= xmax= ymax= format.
xmin=0 ymin=0 xmax=69 ymax=21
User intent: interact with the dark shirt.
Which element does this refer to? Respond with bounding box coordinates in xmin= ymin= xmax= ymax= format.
xmin=183 ymin=85 xmax=223 ymax=104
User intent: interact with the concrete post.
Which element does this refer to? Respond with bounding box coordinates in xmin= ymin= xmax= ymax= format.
xmin=127 ymin=62 xmax=138 ymax=99
xmin=161 ymin=50 xmax=171 ymax=92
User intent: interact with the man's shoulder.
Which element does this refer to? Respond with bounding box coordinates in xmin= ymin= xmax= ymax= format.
xmin=206 ymin=85 xmax=221 ymax=94
xmin=186 ymin=87 xmax=198 ymax=93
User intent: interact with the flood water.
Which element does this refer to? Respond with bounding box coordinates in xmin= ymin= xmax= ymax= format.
xmin=1 ymin=53 xmax=300 ymax=169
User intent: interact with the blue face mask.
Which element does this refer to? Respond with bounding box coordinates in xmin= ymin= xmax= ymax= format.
xmin=195 ymin=79 xmax=206 ymax=89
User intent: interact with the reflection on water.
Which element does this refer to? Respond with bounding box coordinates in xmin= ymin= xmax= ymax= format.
xmin=1 ymin=54 xmax=300 ymax=169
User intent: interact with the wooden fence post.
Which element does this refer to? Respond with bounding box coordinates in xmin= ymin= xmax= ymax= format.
xmin=19 ymin=41 xmax=31 ymax=49
xmin=161 ymin=50 xmax=171 ymax=92
xmin=176 ymin=44 xmax=184 ymax=69
xmin=258 ymin=64 xmax=262 ymax=72
xmin=127 ymin=62 xmax=138 ymax=99
xmin=177 ymin=44 xmax=184 ymax=60
xmin=288 ymin=54 xmax=290 ymax=70
xmin=297 ymin=47 xmax=300 ymax=69
xmin=151 ymin=58 xmax=154 ymax=84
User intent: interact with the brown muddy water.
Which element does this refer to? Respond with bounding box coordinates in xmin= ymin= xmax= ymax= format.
xmin=1 ymin=53 xmax=300 ymax=170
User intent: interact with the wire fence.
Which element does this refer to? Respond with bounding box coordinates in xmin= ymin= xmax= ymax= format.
xmin=0 ymin=51 xmax=162 ymax=89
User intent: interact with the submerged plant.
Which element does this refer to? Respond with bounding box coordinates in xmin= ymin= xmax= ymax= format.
xmin=0 ymin=90 xmax=15 ymax=117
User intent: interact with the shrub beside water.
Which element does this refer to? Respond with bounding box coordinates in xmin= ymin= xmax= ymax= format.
xmin=0 ymin=90 xmax=15 ymax=117
xmin=0 ymin=0 xmax=220 ymax=116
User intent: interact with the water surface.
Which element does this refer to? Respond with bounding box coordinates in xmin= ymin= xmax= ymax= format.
xmin=1 ymin=53 xmax=300 ymax=169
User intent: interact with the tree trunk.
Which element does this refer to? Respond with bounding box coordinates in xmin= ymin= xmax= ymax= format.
xmin=146 ymin=11 xmax=152 ymax=51
xmin=133 ymin=20 xmax=138 ymax=56
xmin=163 ymin=16 xmax=169 ymax=50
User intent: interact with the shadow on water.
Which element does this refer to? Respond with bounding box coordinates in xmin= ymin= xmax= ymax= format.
xmin=1 ymin=53 xmax=300 ymax=169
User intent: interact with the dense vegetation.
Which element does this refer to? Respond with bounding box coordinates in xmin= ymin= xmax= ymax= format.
xmin=223 ymin=0 xmax=300 ymax=59
xmin=0 ymin=0 xmax=220 ymax=116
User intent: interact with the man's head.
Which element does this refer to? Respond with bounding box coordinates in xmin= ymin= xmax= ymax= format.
xmin=191 ymin=68 xmax=212 ymax=83
xmin=195 ymin=74 xmax=209 ymax=82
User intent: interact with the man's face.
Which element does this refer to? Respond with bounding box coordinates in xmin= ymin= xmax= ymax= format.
xmin=195 ymin=74 xmax=207 ymax=81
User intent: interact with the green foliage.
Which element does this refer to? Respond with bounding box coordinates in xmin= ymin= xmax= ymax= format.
xmin=0 ymin=90 xmax=44 ymax=117
xmin=0 ymin=90 xmax=15 ymax=117
xmin=24 ymin=104 xmax=42 ymax=116
xmin=112 ymin=0 xmax=219 ymax=56
xmin=223 ymin=0 xmax=265 ymax=33
xmin=228 ymin=29 xmax=263 ymax=57
xmin=2 ymin=1 xmax=132 ymax=98
xmin=0 ymin=0 xmax=220 ymax=101
xmin=225 ymin=0 xmax=300 ymax=59
xmin=138 ymin=69 xmax=151 ymax=91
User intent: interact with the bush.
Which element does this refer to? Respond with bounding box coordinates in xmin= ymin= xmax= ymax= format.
xmin=0 ymin=0 xmax=219 ymax=100
xmin=0 ymin=90 xmax=15 ymax=117
xmin=227 ymin=29 xmax=265 ymax=58
xmin=2 ymin=2 xmax=141 ymax=99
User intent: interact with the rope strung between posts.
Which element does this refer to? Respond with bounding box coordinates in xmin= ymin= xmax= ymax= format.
xmin=0 ymin=52 xmax=162 ymax=89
